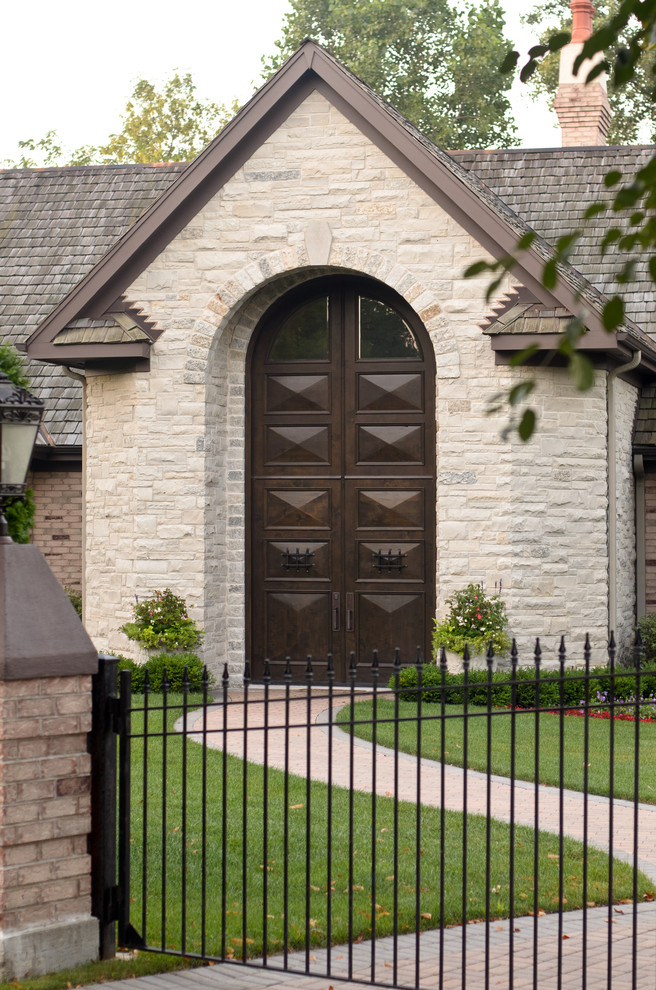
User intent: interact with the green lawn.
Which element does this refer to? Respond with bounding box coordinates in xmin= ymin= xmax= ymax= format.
xmin=121 ymin=695 xmax=653 ymax=961
xmin=337 ymin=698 xmax=656 ymax=805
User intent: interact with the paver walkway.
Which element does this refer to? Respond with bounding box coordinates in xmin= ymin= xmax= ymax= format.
xmin=80 ymin=687 xmax=656 ymax=990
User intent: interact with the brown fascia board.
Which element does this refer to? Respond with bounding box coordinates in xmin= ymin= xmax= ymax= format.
xmin=492 ymin=330 xmax=656 ymax=376
xmin=29 ymin=341 xmax=151 ymax=363
xmin=26 ymin=40 xmax=610 ymax=361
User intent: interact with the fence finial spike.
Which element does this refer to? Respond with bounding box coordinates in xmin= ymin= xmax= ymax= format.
xmin=534 ymin=638 xmax=541 ymax=665
xmin=511 ymin=638 xmax=518 ymax=671
xmin=486 ymin=640 xmax=494 ymax=667
xmin=306 ymin=654 xmax=314 ymax=682
xmin=327 ymin=652 xmax=335 ymax=680
xmin=558 ymin=636 xmax=566 ymax=669
xmin=393 ymin=646 xmax=401 ymax=672
xmin=263 ymin=657 xmax=271 ymax=685
xmin=349 ymin=651 xmax=357 ymax=681
xmin=284 ymin=656 xmax=292 ymax=682
xmin=463 ymin=643 xmax=470 ymax=670
xmin=439 ymin=644 xmax=448 ymax=672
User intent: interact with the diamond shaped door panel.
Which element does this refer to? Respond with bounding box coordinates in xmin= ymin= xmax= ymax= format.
xmin=266 ymin=375 xmax=331 ymax=413
xmin=265 ymin=592 xmax=332 ymax=661
xmin=358 ymin=541 xmax=424 ymax=581
xmin=357 ymin=424 xmax=423 ymax=464
xmin=265 ymin=489 xmax=332 ymax=530
xmin=265 ymin=541 xmax=331 ymax=580
xmin=357 ymin=489 xmax=424 ymax=530
xmin=357 ymin=593 xmax=425 ymax=663
xmin=358 ymin=374 xmax=423 ymax=412
xmin=265 ymin=425 xmax=330 ymax=465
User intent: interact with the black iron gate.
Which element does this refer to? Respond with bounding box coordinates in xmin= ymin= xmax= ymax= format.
xmin=91 ymin=640 xmax=656 ymax=989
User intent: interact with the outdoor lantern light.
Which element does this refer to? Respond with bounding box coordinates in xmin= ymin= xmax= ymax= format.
xmin=0 ymin=371 xmax=44 ymax=534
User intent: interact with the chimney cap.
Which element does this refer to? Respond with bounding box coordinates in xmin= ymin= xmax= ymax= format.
xmin=571 ymin=0 xmax=595 ymax=44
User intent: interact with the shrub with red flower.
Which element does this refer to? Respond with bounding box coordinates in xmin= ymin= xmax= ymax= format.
xmin=121 ymin=587 xmax=204 ymax=651
xmin=433 ymin=582 xmax=510 ymax=660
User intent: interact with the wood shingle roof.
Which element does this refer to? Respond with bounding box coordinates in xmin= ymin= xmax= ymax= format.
xmin=0 ymin=163 xmax=184 ymax=445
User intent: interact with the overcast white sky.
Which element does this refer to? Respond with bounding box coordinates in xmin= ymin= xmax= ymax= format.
xmin=0 ymin=0 xmax=557 ymax=164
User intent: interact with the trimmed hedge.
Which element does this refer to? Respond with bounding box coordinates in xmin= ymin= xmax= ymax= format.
xmin=113 ymin=652 xmax=211 ymax=693
xmin=389 ymin=663 xmax=656 ymax=707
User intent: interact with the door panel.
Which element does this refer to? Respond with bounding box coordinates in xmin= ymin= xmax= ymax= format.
xmin=249 ymin=277 xmax=435 ymax=681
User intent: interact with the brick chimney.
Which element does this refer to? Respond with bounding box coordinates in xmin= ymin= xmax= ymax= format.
xmin=554 ymin=0 xmax=611 ymax=146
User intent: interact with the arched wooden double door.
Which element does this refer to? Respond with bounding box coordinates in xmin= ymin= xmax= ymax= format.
xmin=248 ymin=277 xmax=435 ymax=681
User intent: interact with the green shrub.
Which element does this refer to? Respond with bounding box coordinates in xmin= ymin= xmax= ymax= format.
xmin=121 ymin=588 xmax=204 ymax=652
xmin=115 ymin=652 xmax=211 ymax=693
xmin=5 ymin=487 xmax=35 ymax=544
xmin=638 ymin=612 xmax=656 ymax=666
xmin=388 ymin=663 xmax=652 ymax=708
xmin=432 ymin=583 xmax=510 ymax=659
xmin=65 ymin=586 xmax=82 ymax=618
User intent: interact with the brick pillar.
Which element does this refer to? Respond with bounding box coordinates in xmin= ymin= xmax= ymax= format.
xmin=0 ymin=540 xmax=98 ymax=980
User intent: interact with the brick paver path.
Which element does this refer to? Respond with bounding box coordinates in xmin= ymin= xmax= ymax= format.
xmin=90 ymin=688 xmax=655 ymax=990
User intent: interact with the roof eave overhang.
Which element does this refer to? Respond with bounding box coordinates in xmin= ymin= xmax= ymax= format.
xmin=26 ymin=340 xmax=152 ymax=371
xmin=26 ymin=40 xmax=615 ymax=367
xmin=491 ymin=329 xmax=656 ymax=376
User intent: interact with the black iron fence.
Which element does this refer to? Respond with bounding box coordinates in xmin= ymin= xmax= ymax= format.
xmin=92 ymin=637 xmax=656 ymax=989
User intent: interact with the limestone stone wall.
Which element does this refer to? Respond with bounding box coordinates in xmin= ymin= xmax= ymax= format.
xmin=81 ymin=90 xmax=617 ymax=673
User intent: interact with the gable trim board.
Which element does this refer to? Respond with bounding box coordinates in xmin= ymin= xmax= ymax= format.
xmin=25 ymin=40 xmax=654 ymax=371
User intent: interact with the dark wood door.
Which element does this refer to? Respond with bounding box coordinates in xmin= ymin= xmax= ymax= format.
xmin=248 ymin=277 xmax=435 ymax=681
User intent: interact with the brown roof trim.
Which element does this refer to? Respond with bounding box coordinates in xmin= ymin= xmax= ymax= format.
xmin=29 ymin=341 xmax=151 ymax=363
xmin=492 ymin=329 xmax=656 ymax=375
xmin=26 ymin=40 xmax=626 ymax=364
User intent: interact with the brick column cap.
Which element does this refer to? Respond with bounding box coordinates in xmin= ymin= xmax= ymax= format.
xmin=0 ymin=543 xmax=97 ymax=679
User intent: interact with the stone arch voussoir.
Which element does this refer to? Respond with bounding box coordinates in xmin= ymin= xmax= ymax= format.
xmin=187 ymin=245 xmax=461 ymax=382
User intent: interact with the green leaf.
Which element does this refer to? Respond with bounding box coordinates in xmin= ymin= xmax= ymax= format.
xmin=520 ymin=60 xmax=538 ymax=83
xmin=543 ymin=258 xmax=558 ymax=290
xmin=518 ymin=409 xmax=536 ymax=442
xmin=602 ymin=295 xmax=624 ymax=331
xmin=499 ymin=50 xmax=520 ymax=74
xmin=548 ymin=32 xmax=571 ymax=53
xmin=516 ymin=231 xmax=536 ymax=250
xmin=528 ymin=44 xmax=548 ymax=59
xmin=485 ymin=276 xmax=503 ymax=303
xmin=601 ymin=228 xmax=622 ymax=255
xmin=509 ymin=344 xmax=539 ymax=367
xmin=604 ymin=171 xmax=623 ymax=188
xmin=569 ymin=353 xmax=595 ymax=391
xmin=584 ymin=202 xmax=607 ymax=220
xmin=556 ymin=232 xmax=579 ymax=258
xmin=649 ymin=256 xmax=656 ymax=283
xmin=509 ymin=381 xmax=536 ymax=407
xmin=585 ymin=61 xmax=609 ymax=84
xmin=614 ymin=184 xmax=642 ymax=210
xmin=464 ymin=260 xmax=492 ymax=278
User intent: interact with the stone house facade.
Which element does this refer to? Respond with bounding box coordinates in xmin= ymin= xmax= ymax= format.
xmin=4 ymin=32 xmax=656 ymax=677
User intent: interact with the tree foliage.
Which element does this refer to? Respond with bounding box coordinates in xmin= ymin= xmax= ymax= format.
xmin=2 ymin=74 xmax=237 ymax=167
xmin=0 ymin=340 xmax=30 ymax=389
xmin=524 ymin=1 xmax=656 ymax=144
xmin=98 ymin=74 xmax=238 ymax=164
xmin=263 ymin=0 xmax=518 ymax=150
xmin=474 ymin=0 xmax=656 ymax=441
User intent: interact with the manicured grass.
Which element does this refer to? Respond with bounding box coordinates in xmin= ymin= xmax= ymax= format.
xmin=337 ymin=698 xmax=656 ymax=805
xmin=122 ymin=694 xmax=651 ymax=962
xmin=0 ymin=950 xmax=198 ymax=990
